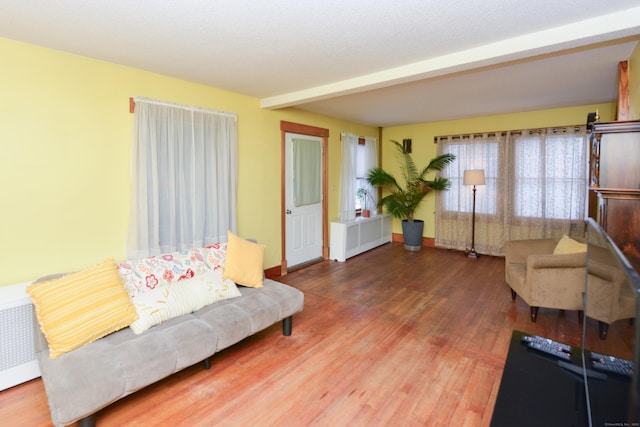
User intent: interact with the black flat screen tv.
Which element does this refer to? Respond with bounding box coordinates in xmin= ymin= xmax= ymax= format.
xmin=584 ymin=217 xmax=640 ymax=424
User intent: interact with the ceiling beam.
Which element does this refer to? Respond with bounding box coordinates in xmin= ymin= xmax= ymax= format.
xmin=261 ymin=7 xmax=640 ymax=110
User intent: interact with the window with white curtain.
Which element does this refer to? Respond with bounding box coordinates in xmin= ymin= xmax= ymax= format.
xmin=127 ymin=97 xmax=238 ymax=259
xmin=355 ymin=142 xmax=370 ymax=211
xmin=436 ymin=126 xmax=587 ymax=255
xmin=441 ymin=136 xmax=500 ymax=215
xmin=511 ymin=130 xmax=587 ymax=220
xmin=339 ymin=133 xmax=377 ymax=221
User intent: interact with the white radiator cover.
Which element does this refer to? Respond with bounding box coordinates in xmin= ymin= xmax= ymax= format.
xmin=0 ymin=281 xmax=40 ymax=391
xmin=330 ymin=214 xmax=392 ymax=262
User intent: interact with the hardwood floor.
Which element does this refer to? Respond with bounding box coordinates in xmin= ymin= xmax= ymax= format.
xmin=0 ymin=243 xmax=633 ymax=426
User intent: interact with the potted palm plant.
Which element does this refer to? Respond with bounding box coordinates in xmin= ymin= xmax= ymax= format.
xmin=366 ymin=140 xmax=455 ymax=251
xmin=356 ymin=187 xmax=375 ymax=217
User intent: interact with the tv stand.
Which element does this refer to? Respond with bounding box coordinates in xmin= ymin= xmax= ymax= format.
xmin=557 ymin=360 xmax=608 ymax=381
xmin=491 ymin=331 xmax=632 ymax=426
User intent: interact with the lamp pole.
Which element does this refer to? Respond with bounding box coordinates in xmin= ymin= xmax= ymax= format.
xmin=469 ymin=184 xmax=478 ymax=259
xmin=463 ymin=169 xmax=485 ymax=260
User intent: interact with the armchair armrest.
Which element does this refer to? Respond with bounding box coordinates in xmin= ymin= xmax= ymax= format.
xmin=524 ymin=252 xmax=587 ymax=310
xmin=585 ymin=260 xmax=632 ymax=323
xmin=527 ymin=252 xmax=586 ymax=269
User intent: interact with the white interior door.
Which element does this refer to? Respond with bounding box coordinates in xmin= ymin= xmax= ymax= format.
xmin=285 ymin=133 xmax=323 ymax=267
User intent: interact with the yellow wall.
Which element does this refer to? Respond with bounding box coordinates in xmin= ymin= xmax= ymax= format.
xmin=381 ymin=103 xmax=617 ymax=238
xmin=0 ymin=35 xmax=629 ymax=286
xmin=0 ymin=37 xmax=376 ymax=286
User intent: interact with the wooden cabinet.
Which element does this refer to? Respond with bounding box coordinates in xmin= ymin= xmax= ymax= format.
xmin=589 ymin=120 xmax=640 ymax=273
xmin=330 ymin=215 xmax=392 ymax=262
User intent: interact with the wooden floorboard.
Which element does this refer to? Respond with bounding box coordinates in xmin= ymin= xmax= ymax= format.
xmin=0 ymin=243 xmax=633 ymax=426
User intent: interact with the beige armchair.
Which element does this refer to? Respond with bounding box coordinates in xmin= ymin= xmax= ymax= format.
xmin=504 ymin=236 xmax=636 ymax=339
xmin=505 ymin=237 xmax=587 ymax=323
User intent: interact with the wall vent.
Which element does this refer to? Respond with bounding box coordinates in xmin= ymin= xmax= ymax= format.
xmin=0 ymin=282 xmax=40 ymax=391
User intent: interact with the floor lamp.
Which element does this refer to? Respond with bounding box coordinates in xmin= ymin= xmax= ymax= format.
xmin=463 ymin=169 xmax=485 ymax=259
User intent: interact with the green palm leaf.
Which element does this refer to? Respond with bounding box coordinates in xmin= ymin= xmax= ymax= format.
xmin=366 ymin=140 xmax=456 ymax=222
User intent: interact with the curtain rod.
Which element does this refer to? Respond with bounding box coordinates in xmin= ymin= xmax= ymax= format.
xmin=130 ymin=97 xmax=237 ymax=120
xmin=434 ymin=123 xmax=584 ymax=143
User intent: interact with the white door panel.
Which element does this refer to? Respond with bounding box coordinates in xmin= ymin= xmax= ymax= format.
xmin=285 ymin=133 xmax=323 ymax=267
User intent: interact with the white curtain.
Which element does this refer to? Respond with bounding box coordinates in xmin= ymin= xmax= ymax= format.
xmin=127 ymin=97 xmax=238 ymax=259
xmin=363 ymin=136 xmax=378 ymax=214
xmin=507 ymin=128 xmax=588 ymax=239
xmin=339 ymin=133 xmax=378 ymax=221
xmin=339 ymin=133 xmax=358 ymax=221
xmin=436 ymin=126 xmax=587 ymax=255
xmin=436 ymin=133 xmax=505 ymax=254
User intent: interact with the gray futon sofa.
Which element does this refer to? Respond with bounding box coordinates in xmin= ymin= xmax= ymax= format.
xmin=31 ymin=243 xmax=304 ymax=427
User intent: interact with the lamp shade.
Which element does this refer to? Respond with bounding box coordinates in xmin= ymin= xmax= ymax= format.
xmin=463 ymin=169 xmax=485 ymax=185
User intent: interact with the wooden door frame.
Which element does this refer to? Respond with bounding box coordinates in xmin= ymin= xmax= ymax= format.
xmin=280 ymin=121 xmax=329 ymax=275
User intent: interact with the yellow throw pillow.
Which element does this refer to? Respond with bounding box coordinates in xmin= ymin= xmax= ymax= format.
xmin=553 ymin=235 xmax=587 ymax=255
xmin=27 ymin=259 xmax=138 ymax=358
xmin=222 ymin=230 xmax=265 ymax=288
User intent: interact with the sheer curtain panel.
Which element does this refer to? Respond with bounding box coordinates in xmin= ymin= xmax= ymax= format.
xmin=436 ymin=126 xmax=587 ymax=256
xmin=363 ymin=136 xmax=378 ymax=214
xmin=507 ymin=127 xmax=588 ymax=239
xmin=436 ymin=133 xmax=506 ymax=255
xmin=127 ymin=98 xmax=238 ymax=259
xmin=339 ymin=133 xmax=358 ymax=221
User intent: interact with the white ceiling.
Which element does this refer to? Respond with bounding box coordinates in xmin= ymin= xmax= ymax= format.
xmin=1 ymin=0 xmax=640 ymax=126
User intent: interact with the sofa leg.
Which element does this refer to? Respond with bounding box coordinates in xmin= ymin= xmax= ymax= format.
xmin=283 ymin=316 xmax=293 ymax=336
xmin=203 ymin=358 xmax=211 ymax=370
xmin=510 ymin=289 xmax=516 ymax=301
xmin=598 ymin=322 xmax=609 ymax=340
xmin=78 ymin=416 xmax=96 ymax=427
xmin=530 ymin=307 xmax=539 ymax=322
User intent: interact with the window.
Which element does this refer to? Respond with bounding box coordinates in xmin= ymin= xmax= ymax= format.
xmin=355 ymin=142 xmax=371 ymax=211
xmin=339 ymin=134 xmax=377 ymax=221
xmin=512 ymin=131 xmax=587 ymax=220
xmin=436 ymin=126 xmax=587 ymax=255
xmin=441 ymin=138 xmax=499 ymax=215
xmin=127 ymin=98 xmax=238 ymax=258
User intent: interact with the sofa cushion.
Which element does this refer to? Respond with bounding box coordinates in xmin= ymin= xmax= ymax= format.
xmin=27 ymin=259 xmax=138 ymax=358
xmin=194 ymin=279 xmax=304 ymax=350
xmin=129 ymin=270 xmax=242 ymax=334
xmin=35 ymin=314 xmax=219 ymax=426
xmin=553 ymin=235 xmax=587 ymax=255
xmin=222 ymin=230 xmax=265 ymax=288
xmin=33 ymin=275 xmax=304 ymax=426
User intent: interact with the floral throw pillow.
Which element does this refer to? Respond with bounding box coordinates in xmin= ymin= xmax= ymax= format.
xmin=118 ymin=243 xmax=231 ymax=298
xmin=118 ymin=247 xmax=209 ymax=298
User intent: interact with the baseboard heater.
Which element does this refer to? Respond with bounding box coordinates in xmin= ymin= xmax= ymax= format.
xmin=0 ymin=282 xmax=40 ymax=391
xmin=330 ymin=214 xmax=392 ymax=262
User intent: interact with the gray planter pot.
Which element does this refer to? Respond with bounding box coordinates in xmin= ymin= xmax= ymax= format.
xmin=402 ymin=219 xmax=424 ymax=251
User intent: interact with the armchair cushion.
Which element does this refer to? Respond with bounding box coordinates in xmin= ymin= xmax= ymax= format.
xmin=553 ymin=235 xmax=587 ymax=255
